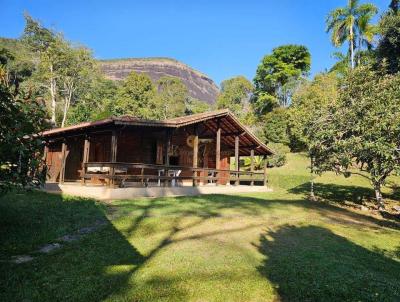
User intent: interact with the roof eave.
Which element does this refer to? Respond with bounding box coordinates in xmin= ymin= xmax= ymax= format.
xmin=225 ymin=112 xmax=275 ymax=155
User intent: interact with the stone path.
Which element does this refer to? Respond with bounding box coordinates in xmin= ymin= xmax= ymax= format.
xmin=9 ymin=220 xmax=107 ymax=264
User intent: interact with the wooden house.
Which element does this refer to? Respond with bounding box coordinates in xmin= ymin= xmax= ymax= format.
xmin=43 ymin=109 xmax=274 ymax=190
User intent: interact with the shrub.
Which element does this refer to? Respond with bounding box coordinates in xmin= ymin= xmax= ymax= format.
xmin=267 ymin=143 xmax=290 ymax=167
xmin=262 ymin=108 xmax=290 ymax=145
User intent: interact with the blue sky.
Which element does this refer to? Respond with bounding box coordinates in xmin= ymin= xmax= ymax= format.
xmin=0 ymin=0 xmax=390 ymax=85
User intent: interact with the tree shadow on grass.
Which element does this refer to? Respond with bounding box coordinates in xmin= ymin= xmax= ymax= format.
xmin=289 ymin=182 xmax=400 ymax=204
xmin=387 ymin=180 xmax=400 ymax=201
xmin=289 ymin=182 xmax=375 ymax=204
xmin=288 ymin=182 xmax=400 ymax=225
xmin=257 ymin=225 xmax=400 ymax=302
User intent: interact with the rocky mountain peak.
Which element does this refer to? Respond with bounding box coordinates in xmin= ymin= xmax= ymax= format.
xmin=100 ymin=57 xmax=219 ymax=104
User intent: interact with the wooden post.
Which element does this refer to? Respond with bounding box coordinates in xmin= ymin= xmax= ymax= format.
xmin=250 ymin=149 xmax=255 ymax=186
xmin=164 ymin=129 xmax=171 ymax=187
xmin=42 ymin=144 xmax=49 ymax=182
xmin=215 ymin=123 xmax=221 ymax=185
xmin=110 ymin=130 xmax=118 ymax=162
xmin=110 ymin=130 xmax=118 ymax=187
xmin=263 ymin=155 xmax=267 ymax=186
xmin=235 ymin=135 xmax=239 ymax=186
xmin=59 ymin=140 xmax=67 ymax=184
xmin=43 ymin=144 xmax=49 ymax=162
xmin=192 ymin=125 xmax=199 ymax=186
xmin=81 ymin=136 xmax=90 ymax=184
xmin=164 ymin=131 xmax=170 ymax=166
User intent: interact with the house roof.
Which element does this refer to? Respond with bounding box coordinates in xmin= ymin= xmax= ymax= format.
xmin=43 ymin=109 xmax=274 ymax=155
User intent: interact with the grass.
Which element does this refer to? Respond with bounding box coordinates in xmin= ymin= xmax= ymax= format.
xmin=1 ymin=153 xmax=399 ymax=301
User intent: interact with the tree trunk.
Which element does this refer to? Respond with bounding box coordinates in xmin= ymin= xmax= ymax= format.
xmin=49 ymin=64 xmax=57 ymax=126
xmin=374 ymin=182 xmax=385 ymax=210
xmin=350 ymin=26 xmax=355 ymax=69
xmin=61 ymin=83 xmax=73 ymax=128
xmin=309 ymin=157 xmax=316 ymax=201
xmin=310 ymin=179 xmax=316 ymax=201
xmin=61 ymin=97 xmax=69 ymax=128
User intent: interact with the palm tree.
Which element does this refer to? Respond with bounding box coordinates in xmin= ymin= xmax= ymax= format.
xmin=326 ymin=0 xmax=377 ymax=69
xmin=356 ymin=4 xmax=378 ymax=64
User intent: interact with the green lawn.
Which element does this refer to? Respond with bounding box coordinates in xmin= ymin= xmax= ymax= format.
xmin=1 ymin=153 xmax=399 ymax=301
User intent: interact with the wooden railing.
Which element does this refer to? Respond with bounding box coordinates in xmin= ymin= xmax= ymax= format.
xmin=81 ymin=162 xmax=267 ymax=187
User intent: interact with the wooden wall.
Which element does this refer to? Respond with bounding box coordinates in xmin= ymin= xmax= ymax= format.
xmin=89 ymin=133 xmax=111 ymax=162
xmin=45 ymin=124 xmax=233 ymax=184
xmin=64 ymin=137 xmax=84 ymax=181
xmin=46 ymin=138 xmax=83 ymax=182
xmin=45 ymin=141 xmax=62 ymax=182
xmin=117 ymin=128 xmax=160 ymax=163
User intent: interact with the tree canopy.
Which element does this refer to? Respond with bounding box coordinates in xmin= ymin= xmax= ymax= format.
xmin=21 ymin=14 xmax=99 ymax=127
xmin=0 ymin=50 xmax=49 ymax=192
xmin=289 ymin=73 xmax=338 ymax=151
xmin=155 ymin=76 xmax=188 ymax=119
xmin=253 ymin=44 xmax=310 ymax=114
xmin=114 ymin=71 xmax=157 ymax=119
xmin=326 ymin=0 xmax=377 ymax=69
xmin=307 ymin=67 xmax=400 ymax=208
xmin=217 ymin=76 xmax=254 ymax=124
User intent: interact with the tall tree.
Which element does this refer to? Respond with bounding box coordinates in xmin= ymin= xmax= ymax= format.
xmin=253 ymin=45 xmax=310 ymax=115
xmin=115 ymin=71 xmax=157 ymax=118
xmin=155 ymin=76 xmax=188 ymax=119
xmin=22 ymin=14 xmax=61 ymax=125
xmin=20 ymin=14 xmax=105 ymax=127
xmin=357 ymin=3 xmax=378 ymax=45
xmin=59 ymin=46 xmax=97 ymax=127
xmin=217 ymin=76 xmax=254 ymax=124
xmin=289 ymin=73 xmax=339 ymax=197
xmin=326 ymin=0 xmax=377 ymax=69
xmin=67 ymin=78 xmax=118 ymax=124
